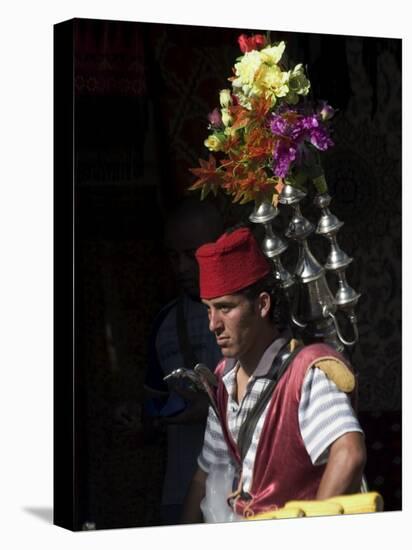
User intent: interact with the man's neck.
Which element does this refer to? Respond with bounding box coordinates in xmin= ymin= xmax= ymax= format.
xmin=237 ymin=326 xmax=280 ymax=378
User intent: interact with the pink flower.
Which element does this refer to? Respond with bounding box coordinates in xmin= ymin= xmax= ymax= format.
xmin=208 ymin=108 xmax=222 ymax=128
xmin=318 ymin=101 xmax=335 ymax=121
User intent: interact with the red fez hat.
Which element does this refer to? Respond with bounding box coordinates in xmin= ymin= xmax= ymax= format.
xmin=196 ymin=227 xmax=271 ymax=299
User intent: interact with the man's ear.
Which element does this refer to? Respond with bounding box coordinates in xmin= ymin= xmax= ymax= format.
xmin=258 ymin=291 xmax=271 ymax=319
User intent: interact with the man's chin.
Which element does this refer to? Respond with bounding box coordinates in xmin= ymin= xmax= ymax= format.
xmin=220 ymin=347 xmax=236 ymax=358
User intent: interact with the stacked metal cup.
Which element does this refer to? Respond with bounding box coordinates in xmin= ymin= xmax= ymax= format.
xmin=313 ymin=192 xmax=360 ymax=347
xmin=249 ymin=183 xmax=360 ymax=352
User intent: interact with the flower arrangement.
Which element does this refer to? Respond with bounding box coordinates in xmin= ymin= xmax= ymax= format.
xmin=189 ymin=33 xmax=335 ymax=205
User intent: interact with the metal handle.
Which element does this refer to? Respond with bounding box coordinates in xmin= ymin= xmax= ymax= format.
xmin=289 ymin=286 xmax=307 ymax=328
xmin=323 ymin=306 xmax=359 ymax=347
xmin=360 ymin=475 xmax=369 ymax=493
xmin=291 ymin=311 xmax=307 ymax=328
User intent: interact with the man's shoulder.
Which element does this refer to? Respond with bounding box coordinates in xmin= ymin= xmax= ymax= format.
xmin=295 ymin=342 xmax=355 ymax=393
xmin=293 ymin=342 xmax=348 ymax=364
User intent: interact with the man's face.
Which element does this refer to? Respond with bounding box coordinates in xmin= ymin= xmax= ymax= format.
xmin=202 ymin=293 xmax=262 ymax=359
xmin=165 ymin=218 xmax=217 ymax=299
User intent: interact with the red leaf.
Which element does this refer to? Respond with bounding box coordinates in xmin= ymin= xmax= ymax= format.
xmin=189 ymin=155 xmax=222 ymax=190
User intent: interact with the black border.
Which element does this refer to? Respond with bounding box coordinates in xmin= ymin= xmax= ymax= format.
xmin=53 ymin=18 xmax=80 ymax=531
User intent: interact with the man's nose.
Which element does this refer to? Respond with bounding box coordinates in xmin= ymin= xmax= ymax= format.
xmin=209 ymin=309 xmax=223 ymax=332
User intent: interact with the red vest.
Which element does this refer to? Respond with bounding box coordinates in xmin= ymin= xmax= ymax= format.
xmin=215 ymin=343 xmax=351 ymax=518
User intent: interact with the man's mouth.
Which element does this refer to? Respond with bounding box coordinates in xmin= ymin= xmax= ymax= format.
xmin=216 ymin=337 xmax=230 ymax=346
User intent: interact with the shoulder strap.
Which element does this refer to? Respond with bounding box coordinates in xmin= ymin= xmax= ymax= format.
xmin=237 ymin=344 xmax=302 ymax=463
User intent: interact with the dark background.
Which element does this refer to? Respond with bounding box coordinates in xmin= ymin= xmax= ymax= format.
xmin=70 ymin=18 xmax=401 ymax=529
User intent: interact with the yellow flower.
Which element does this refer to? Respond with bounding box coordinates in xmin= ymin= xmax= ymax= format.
xmin=232 ymin=41 xmax=288 ymax=104
xmin=219 ymin=89 xmax=232 ymax=108
xmin=254 ymin=64 xmax=290 ymax=100
xmin=204 ymin=134 xmax=225 ymax=152
xmin=233 ymin=50 xmax=262 ymax=88
xmin=224 ymin=126 xmax=237 ymax=137
xmin=259 ymin=41 xmax=286 ymax=66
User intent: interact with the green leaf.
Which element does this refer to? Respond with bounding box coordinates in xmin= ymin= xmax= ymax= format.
xmin=313 ymin=174 xmax=328 ymax=194
xmin=200 ymin=183 xmax=211 ymax=200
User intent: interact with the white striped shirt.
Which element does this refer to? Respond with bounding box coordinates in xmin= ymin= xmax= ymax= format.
xmin=198 ymin=338 xmax=363 ymax=493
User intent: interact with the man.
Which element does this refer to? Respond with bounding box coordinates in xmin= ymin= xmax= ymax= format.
xmin=181 ymin=226 xmax=366 ymax=522
xmin=143 ymin=197 xmax=223 ymax=525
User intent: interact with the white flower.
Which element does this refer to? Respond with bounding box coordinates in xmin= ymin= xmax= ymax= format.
xmin=233 ymin=50 xmax=262 ymax=88
xmin=221 ymin=107 xmax=233 ymax=127
xmin=259 ymin=41 xmax=286 ymax=66
xmin=219 ymin=89 xmax=232 ymax=108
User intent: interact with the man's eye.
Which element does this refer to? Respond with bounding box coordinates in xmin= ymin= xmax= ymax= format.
xmin=220 ymin=306 xmax=231 ymax=314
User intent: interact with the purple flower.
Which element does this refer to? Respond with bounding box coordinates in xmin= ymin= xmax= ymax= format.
xmin=272 ymin=141 xmax=297 ymax=178
xmin=301 ymin=115 xmax=319 ymax=130
xmin=301 ymin=115 xmax=333 ymax=151
xmin=269 ymin=108 xmax=334 ymax=178
xmin=290 ymin=120 xmax=305 ymax=141
xmin=270 ymin=115 xmax=289 ymax=136
xmin=309 ymin=128 xmax=334 ymax=150
xmin=208 ymin=108 xmax=222 ymax=128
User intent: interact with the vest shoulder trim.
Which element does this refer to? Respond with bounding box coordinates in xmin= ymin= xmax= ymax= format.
xmin=312 ymin=357 xmax=355 ymax=393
